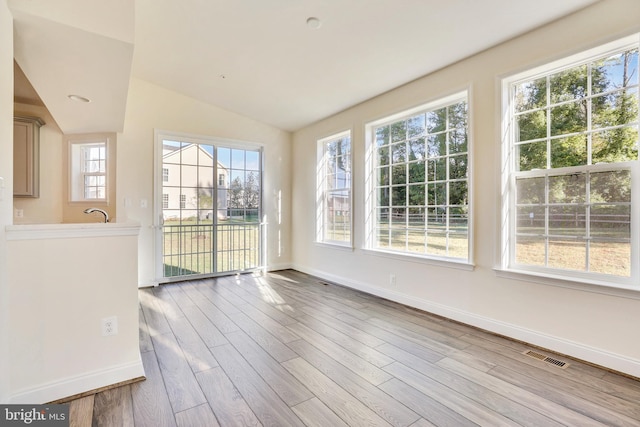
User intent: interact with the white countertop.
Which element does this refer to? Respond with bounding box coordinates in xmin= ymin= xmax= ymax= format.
xmin=5 ymin=221 xmax=141 ymax=240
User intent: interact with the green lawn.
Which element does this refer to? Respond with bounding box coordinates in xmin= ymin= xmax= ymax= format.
xmin=375 ymin=221 xmax=629 ymax=276
xmin=162 ymin=220 xmax=261 ymax=277
xmin=515 ymin=236 xmax=630 ymax=277
xmin=163 ymin=219 xmax=630 ymax=279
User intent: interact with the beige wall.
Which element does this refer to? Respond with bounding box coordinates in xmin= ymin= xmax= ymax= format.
xmin=291 ymin=0 xmax=640 ymax=376
xmin=0 ymin=0 xmax=13 ymax=403
xmin=12 ymin=102 xmax=64 ymax=224
xmin=118 ymin=78 xmax=292 ymax=286
xmin=7 ymin=225 xmax=143 ymax=403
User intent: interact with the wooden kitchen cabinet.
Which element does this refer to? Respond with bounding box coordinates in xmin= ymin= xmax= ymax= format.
xmin=14 ymin=115 xmax=44 ymax=197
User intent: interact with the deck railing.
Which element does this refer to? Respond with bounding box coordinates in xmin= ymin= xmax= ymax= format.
xmin=162 ymin=222 xmax=262 ymax=277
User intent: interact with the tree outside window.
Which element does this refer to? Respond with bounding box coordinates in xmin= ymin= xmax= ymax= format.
xmin=504 ymin=37 xmax=639 ymax=286
xmin=369 ymin=93 xmax=469 ymax=261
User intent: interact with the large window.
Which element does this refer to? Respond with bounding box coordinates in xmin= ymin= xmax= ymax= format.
xmin=157 ymin=134 xmax=263 ymax=279
xmin=317 ymin=131 xmax=352 ymax=246
xmin=502 ymin=35 xmax=639 ymax=288
xmin=367 ymin=92 xmax=470 ymax=261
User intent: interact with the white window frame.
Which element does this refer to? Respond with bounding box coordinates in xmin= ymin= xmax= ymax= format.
xmin=69 ymin=138 xmax=108 ymax=203
xmin=316 ymin=130 xmax=353 ymax=247
xmin=365 ymin=91 xmax=472 ymax=265
xmin=500 ymin=34 xmax=640 ymax=290
xmin=153 ymin=129 xmax=266 ymax=281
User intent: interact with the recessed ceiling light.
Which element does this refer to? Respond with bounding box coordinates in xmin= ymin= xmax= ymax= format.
xmin=306 ymin=17 xmax=322 ymax=30
xmin=68 ymin=94 xmax=91 ymax=103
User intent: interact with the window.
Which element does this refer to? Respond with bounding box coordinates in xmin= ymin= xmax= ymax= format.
xmin=157 ymin=132 xmax=264 ymax=279
xmin=367 ymin=92 xmax=470 ymax=261
xmin=163 ymin=168 xmax=169 ymax=182
xmin=317 ymin=131 xmax=352 ymax=245
xmin=502 ymin=35 xmax=639 ymax=288
xmin=70 ymin=139 xmax=107 ymax=202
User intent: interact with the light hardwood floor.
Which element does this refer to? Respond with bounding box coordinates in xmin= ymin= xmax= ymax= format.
xmin=69 ymin=270 xmax=640 ymax=426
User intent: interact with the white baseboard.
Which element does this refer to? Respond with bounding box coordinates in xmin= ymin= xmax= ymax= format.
xmin=9 ymin=358 xmax=145 ymax=404
xmin=292 ymin=264 xmax=640 ymax=378
xmin=266 ymin=263 xmax=293 ymax=272
xmin=138 ymin=279 xmax=159 ymax=288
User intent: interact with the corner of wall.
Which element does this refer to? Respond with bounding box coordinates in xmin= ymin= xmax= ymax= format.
xmin=0 ymin=0 xmax=13 ymax=403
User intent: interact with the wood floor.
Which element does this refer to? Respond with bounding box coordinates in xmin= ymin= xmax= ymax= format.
xmin=69 ymin=269 xmax=640 ymax=426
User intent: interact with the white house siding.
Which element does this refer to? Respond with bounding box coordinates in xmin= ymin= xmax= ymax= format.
xmin=162 ymin=143 xmax=228 ymax=220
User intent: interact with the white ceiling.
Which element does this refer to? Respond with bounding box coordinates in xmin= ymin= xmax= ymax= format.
xmin=10 ymin=0 xmax=134 ymax=134
xmin=10 ymin=0 xmax=599 ymax=134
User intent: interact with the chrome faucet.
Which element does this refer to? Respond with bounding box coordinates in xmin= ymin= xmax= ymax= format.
xmin=84 ymin=208 xmax=109 ymax=223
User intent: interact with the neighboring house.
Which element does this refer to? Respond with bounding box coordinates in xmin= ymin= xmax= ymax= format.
xmin=162 ymin=143 xmax=228 ymax=220
xmin=327 ymin=162 xmax=350 ymax=217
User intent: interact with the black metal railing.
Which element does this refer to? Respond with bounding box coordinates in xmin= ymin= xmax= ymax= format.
xmin=163 ymin=222 xmax=261 ymax=277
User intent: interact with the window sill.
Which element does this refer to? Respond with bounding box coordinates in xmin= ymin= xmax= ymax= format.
xmin=494 ymin=267 xmax=640 ymax=300
xmin=68 ymin=200 xmax=109 ymax=205
xmin=314 ymin=241 xmax=354 ymax=251
xmin=362 ymin=248 xmax=475 ymax=271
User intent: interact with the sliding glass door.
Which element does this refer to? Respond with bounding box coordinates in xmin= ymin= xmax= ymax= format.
xmin=155 ymin=134 xmax=263 ymax=281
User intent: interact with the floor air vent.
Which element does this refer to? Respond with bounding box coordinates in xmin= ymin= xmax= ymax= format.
xmin=522 ymin=350 xmax=570 ymax=369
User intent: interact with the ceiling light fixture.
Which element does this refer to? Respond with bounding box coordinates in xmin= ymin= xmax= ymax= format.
xmin=68 ymin=94 xmax=91 ymax=103
xmin=306 ymin=17 xmax=322 ymax=30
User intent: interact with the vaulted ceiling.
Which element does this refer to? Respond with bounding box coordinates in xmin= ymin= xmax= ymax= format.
xmin=10 ymin=0 xmax=599 ymax=134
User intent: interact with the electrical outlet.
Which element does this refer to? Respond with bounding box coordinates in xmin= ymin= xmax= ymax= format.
xmin=15 ymin=209 xmax=24 ymax=218
xmin=102 ymin=316 xmax=118 ymax=336
xmin=390 ymin=274 xmax=397 ymax=286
